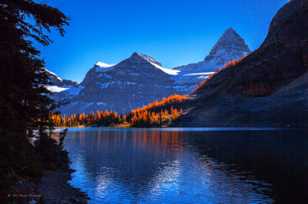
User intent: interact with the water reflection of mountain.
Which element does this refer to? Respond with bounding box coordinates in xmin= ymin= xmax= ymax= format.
xmin=184 ymin=130 xmax=308 ymax=203
xmin=63 ymin=129 xmax=308 ymax=203
xmin=65 ymin=129 xmax=185 ymax=200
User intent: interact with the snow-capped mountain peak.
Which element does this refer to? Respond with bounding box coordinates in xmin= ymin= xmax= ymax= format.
xmin=56 ymin=52 xmax=177 ymax=114
xmin=173 ymin=28 xmax=251 ymax=94
xmin=131 ymin=52 xmax=161 ymax=64
xmin=53 ymin=28 xmax=251 ymax=113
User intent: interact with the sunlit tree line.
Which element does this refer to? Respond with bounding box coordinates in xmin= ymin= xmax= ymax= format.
xmin=51 ymin=111 xmax=124 ymax=127
xmin=127 ymin=95 xmax=188 ymax=127
xmin=50 ymin=95 xmax=189 ymax=128
xmin=128 ymin=107 xmax=183 ymax=127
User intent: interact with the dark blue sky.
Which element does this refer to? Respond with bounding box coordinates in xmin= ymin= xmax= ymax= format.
xmin=38 ymin=0 xmax=287 ymax=82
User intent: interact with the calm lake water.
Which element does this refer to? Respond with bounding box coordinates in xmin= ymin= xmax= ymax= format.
xmin=64 ymin=128 xmax=308 ymax=204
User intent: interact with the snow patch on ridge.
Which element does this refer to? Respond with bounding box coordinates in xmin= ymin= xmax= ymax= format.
xmin=46 ymin=85 xmax=68 ymax=93
xmin=134 ymin=52 xmax=179 ymax=76
xmin=44 ymin=68 xmax=63 ymax=81
xmin=184 ymin=72 xmax=216 ymax=77
xmin=95 ymin=61 xmax=114 ymax=68
xmin=95 ymin=61 xmax=114 ymax=73
xmin=149 ymin=61 xmax=180 ymax=76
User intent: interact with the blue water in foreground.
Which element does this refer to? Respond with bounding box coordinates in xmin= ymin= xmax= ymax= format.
xmin=64 ymin=128 xmax=308 ymax=204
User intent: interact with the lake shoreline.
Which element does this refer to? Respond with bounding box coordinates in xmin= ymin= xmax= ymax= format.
xmin=6 ymin=131 xmax=89 ymax=204
xmin=54 ymin=126 xmax=308 ymax=131
xmin=53 ymin=119 xmax=308 ymax=129
xmin=38 ymin=169 xmax=88 ymax=204
xmin=8 ymin=132 xmax=89 ymax=204
xmin=40 ymin=131 xmax=89 ymax=204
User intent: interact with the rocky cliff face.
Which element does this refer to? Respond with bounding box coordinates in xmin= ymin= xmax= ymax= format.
xmin=173 ymin=28 xmax=250 ymax=93
xmin=176 ymin=0 xmax=308 ymax=127
xmin=57 ymin=53 xmax=177 ymax=114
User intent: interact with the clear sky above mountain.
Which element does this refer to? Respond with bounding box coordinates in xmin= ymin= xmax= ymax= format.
xmin=37 ymin=0 xmax=287 ymax=82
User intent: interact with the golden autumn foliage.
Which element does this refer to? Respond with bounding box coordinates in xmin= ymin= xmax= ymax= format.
xmin=129 ymin=107 xmax=183 ymax=127
xmin=50 ymin=111 xmax=123 ymax=127
xmin=128 ymin=95 xmax=188 ymax=127
xmin=222 ymin=58 xmax=243 ymax=69
xmin=50 ymin=95 xmax=189 ymax=128
xmin=131 ymin=95 xmax=188 ymax=113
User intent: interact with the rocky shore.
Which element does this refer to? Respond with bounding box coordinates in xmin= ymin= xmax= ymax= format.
xmin=5 ymin=130 xmax=89 ymax=204
xmin=37 ymin=129 xmax=89 ymax=204
xmin=38 ymin=169 xmax=88 ymax=204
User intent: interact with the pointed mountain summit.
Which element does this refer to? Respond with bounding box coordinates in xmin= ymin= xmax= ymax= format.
xmin=204 ymin=28 xmax=250 ymax=64
xmin=173 ymin=28 xmax=251 ymax=94
xmin=120 ymin=52 xmax=179 ymax=75
xmin=129 ymin=52 xmax=162 ymax=66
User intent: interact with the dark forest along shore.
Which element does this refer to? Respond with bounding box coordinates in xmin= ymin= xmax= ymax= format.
xmin=62 ymin=128 xmax=308 ymax=204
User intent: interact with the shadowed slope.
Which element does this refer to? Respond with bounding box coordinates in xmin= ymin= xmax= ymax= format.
xmin=175 ymin=0 xmax=308 ymax=127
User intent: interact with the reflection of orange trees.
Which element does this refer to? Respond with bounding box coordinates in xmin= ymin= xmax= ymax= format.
xmin=132 ymin=130 xmax=184 ymax=152
xmin=50 ymin=95 xmax=188 ymax=127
